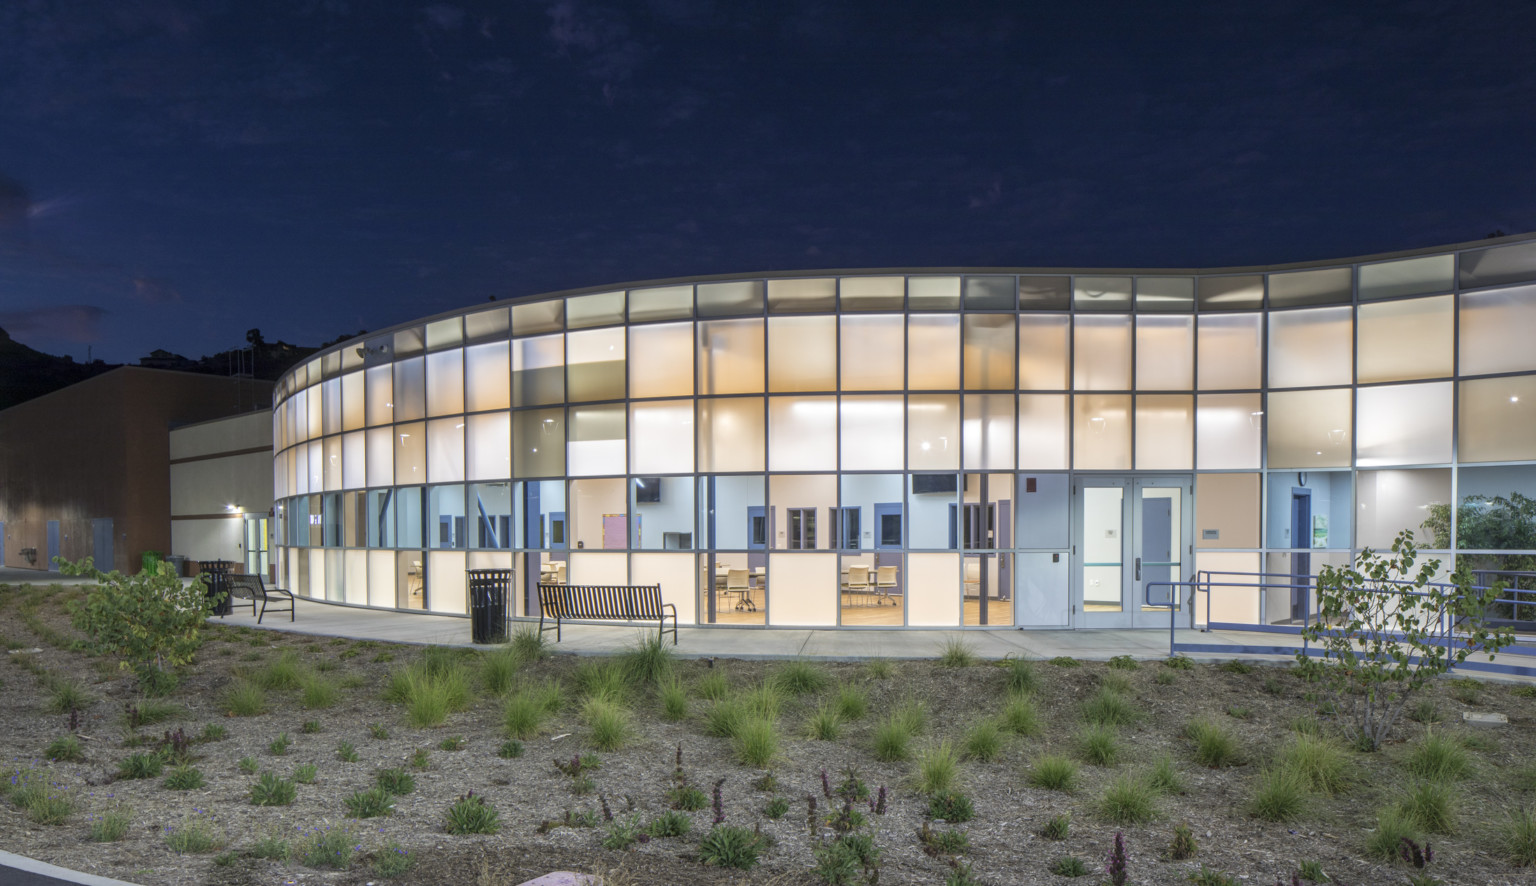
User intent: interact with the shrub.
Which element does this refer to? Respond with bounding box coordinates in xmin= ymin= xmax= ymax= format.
xmin=926 ymin=791 xmax=975 ymax=823
xmin=584 ymin=697 xmax=632 ymax=752
xmin=1164 ymin=655 xmax=1195 ymax=670
xmin=1000 ymin=693 xmax=1042 ymax=736
xmin=733 ymin=717 xmax=780 ymax=768
xmin=222 ymin=680 xmax=267 ymax=717
xmin=345 ymin=787 xmax=395 ymax=818
xmin=293 ymin=763 xmax=318 ymax=784
xmin=1364 ymin=806 xmax=1419 ymax=861
xmin=1397 ymin=779 xmax=1457 ymax=833
xmin=45 ymin=735 xmax=85 ymax=763
xmin=1219 ymin=660 xmax=1254 ymax=675
xmin=498 ymin=739 xmax=524 ymax=759
xmin=834 ymin=684 xmax=868 ymax=720
xmin=1404 ymin=730 xmax=1470 ymax=782
xmin=503 ymin=692 xmax=549 ymax=739
xmin=659 ymin=677 xmax=689 ymax=722
xmin=1077 ymin=724 xmax=1120 ymax=766
xmin=163 ymin=765 xmax=205 ymax=790
xmin=250 ymin=772 xmax=297 ymax=806
xmin=58 ymin=556 xmax=219 ymax=691
xmin=1501 ymin=807 xmax=1536 ymax=867
xmin=1050 ymin=656 xmax=1080 ymax=668
xmin=1097 ymin=774 xmax=1157 ymax=824
xmin=1049 ymin=856 xmax=1088 ymax=877
xmin=1300 ymin=532 xmax=1514 ymax=750
xmin=698 ymin=824 xmax=766 ymax=870
xmin=22 ymin=788 xmax=74 ymax=825
xmin=807 ymin=703 xmax=843 ymax=741
xmin=1108 ymin=654 xmax=1139 ymax=670
xmin=1040 ymin=812 xmax=1070 ymax=840
xmin=1248 ymin=768 xmax=1308 ymax=821
xmin=962 ymin=718 xmax=1004 ymax=762
xmin=89 ymin=808 xmax=131 ymax=842
xmin=938 ymin=637 xmax=977 ymax=668
xmin=377 ymin=767 xmax=416 ymax=795
xmin=1082 ymin=688 xmax=1139 ymax=727
xmin=916 ymin=741 xmax=962 ymax=795
xmin=1277 ymin=733 xmax=1349 ymax=794
xmin=444 ymin=791 xmax=500 ymax=834
xmin=118 ymin=752 xmax=163 ymax=780
xmin=299 ymin=825 xmax=355 ymax=869
xmin=772 ymin=659 xmax=830 ymax=694
xmin=1186 ymin=718 xmax=1241 ymax=768
xmin=1029 ymin=754 xmax=1078 ymax=792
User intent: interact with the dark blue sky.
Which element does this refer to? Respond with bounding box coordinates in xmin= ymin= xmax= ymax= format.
xmin=1 ymin=1 xmax=1532 ymax=364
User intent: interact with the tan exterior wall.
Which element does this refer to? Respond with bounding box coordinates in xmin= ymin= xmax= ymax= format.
xmin=170 ymin=410 xmax=274 ymax=568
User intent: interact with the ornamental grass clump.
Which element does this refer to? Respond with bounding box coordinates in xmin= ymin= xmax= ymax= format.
xmin=915 ymin=741 xmax=962 ymax=795
xmin=1277 ymin=733 xmax=1350 ymax=794
xmin=1404 ymin=730 xmax=1470 ymax=782
xmin=573 ymin=659 xmax=630 ymax=701
xmin=1000 ymin=693 xmax=1042 ymax=736
xmin=344 ymin=787 xmax=395 ymax=819
xmin=1081 ymin=687 xmax=1139 ymax=727
xmin=1248 ymin=767 xmax=1308 ymax=822
xmin=807 ymin=703 xmax=843 ymax=741
xmin=377 ymin=768 xmax=416 ymax=795
xmin=771 ymin=659 xmax=830 ymax=695
xmin=962 ymin=718 xmax=1004 ymax=762
xmin=938 ymin=637 xmax=978 ymax=668
xmin=621 ymin=632 xmax=676 ymax=687
xmin=222 ymin=680 xmax=267 ymax=716
xmin=1029 ymin=754 xmax=1079 ymax=792
xmin=659 ymin=676 xmax=689 ymax=722
xmin=1186 ymin=718 xmax=1241 ymax=768
xmin=299 ymin=825 xmax=355 ymax=869
xmin=583 ymin=696 xmax=632 ymax=752
xmin=1097 ymin=774 xmax=1157 ymax=825
xmin=1397 ymin=779 xmax=1457 ymax=834
xmin=733 ymin=717 xmax=780 ymax=768
xmin=1077 ymin=724 xmax=1120 ymax=767
xmin=479 ymin=645 xmax=521 ymax=696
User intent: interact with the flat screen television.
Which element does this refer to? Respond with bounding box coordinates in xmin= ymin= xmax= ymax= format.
xmin=911 ymin=473 xmax=959 ymax=495
xmin=633 ymin=477 xmax=662 ymax=503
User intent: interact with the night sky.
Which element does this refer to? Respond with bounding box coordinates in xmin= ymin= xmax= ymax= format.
xmin=1 ymin=1 xmax=1533 ymax=365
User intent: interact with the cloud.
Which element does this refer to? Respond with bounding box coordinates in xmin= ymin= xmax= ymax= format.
xmin=132 ymin=276 xmax=182 ymax=305
xmin=0 ymin=305 xmax=107 ymax=343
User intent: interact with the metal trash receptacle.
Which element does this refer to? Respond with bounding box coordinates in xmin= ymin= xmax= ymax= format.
xmin=199 ymin=560 xmax=235 ymax=617
xmin=467 ymin=569 xmax=513 ymax=644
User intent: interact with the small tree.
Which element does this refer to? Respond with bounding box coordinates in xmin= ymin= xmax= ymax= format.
xmin=1299 ymin=530 xmax=1515 ymax=750
xmin=57 ymin=556 xmax=220 ymax=694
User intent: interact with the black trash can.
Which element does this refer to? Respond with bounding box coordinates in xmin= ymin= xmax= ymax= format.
xmin=199 ymin=560 xmax=235 ymax=617
xmin=467 ymin=569 xmax=513 ymax=644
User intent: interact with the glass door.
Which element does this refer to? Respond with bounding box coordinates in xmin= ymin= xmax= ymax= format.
xmin=1073 ymin=476 xmax=1190 ymax=628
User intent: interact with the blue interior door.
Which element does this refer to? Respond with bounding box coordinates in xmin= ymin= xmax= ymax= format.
xmin=873 ymin=502 xmax=903 ymax=598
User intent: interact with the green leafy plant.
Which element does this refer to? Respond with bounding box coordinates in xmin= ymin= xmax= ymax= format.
xmin=345 ymin=786 xmax=396 ymax=818
xmin=1169 ymin=822 xmax=1198 ymax=859
xmin=237 ymin=756 xmax=258 ymax=774
xmin=1098 ymin=773 xmax=1157 ymax=824
xmin=1040 ymin=812 xmax=1070 ymax=840
xmin=439 ymin=734 xmax=466 ymax=751
xmin=410 ymin=748 xmax=430 ymax=770
xmin=292 ymin=763 xmax=318 ymax=784
xmin=1188 ymin=867 xmax=1241 ymax=886
xmin=300 ymin=719 xmax=323 ymax=734
xmin=249 ymin=771 xmax=297 ymax=806
xmin=926 ymin=791 xmax=974 ymax=823
xmin=1049 ymin=856 xmax=1088 ymax=877
xmin=772 ymin=659 xmax=830 ymax=694
xmin=1029 ymin=754 xmax=1078 ymax=792
xmin=268 ymin=732 xmax=291 ymax=756
xmin=162 ymin=765 xmax=205 ymax=790
xmin=444 ymin=791 xmax=500 ymax=834
xmin=648 ymin=809 xmax=693 ymax=837
xmin=602 ymin=813 xmax=648 ymax=850
xmin=498 ymin=739 xmax=524 ymax=759
xmin=336 ymin=741 xmax=359 ymax=762
xmin=118 ymin=752 xmax=164 ymax=780
xmin=916 ymin=741 xmax=962 ymax=795
xmin=1299 ymin=531 xmax=1516 ymax=750
xmin=299 ymin=825 xmax=355 ymax=869
xmin=919 ymin=823 xmax=969 ymax=854
xmin=1220 ymin=660 xmax=1253 ymax=675
xmin=1164 ymin=655 xmax=1195 ymax=670
xmin=764 ymin=796 xmax=789 ymax=819
xmin=198 ymin=723 xmax=227 ymax=742
xmin=372 ymin=841 xmax=415 ymax=877
xmin=377 ymin=767 xmax=416 ymax=795
xmin=368 ymin=722 xmax=390 ymax=739
xmin=58 ymin=556 xmax=219 ymax=691
xmin=163 ymin=813 xmax=222 ymax=853
xmin=698 ymin=824 xmax=767 ymax=870
xmin=89 ymin=808 xmax=132 ymax=842
xmin=45 ymin=735 xmax=85 ymax=763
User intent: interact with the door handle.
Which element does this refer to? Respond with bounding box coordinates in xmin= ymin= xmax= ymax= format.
xmin=1134 ymin=557 xmax=1141 ymax=581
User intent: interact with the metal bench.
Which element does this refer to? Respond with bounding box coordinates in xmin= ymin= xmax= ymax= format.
xmin=536 ymin=583 xmax=677 ymax=645
xmin=227 ymin=574 xmax=296 ymax=624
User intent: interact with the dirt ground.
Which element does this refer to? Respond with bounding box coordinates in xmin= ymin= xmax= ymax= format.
xmin=3 ymin=582 xmax=1535 ymax=886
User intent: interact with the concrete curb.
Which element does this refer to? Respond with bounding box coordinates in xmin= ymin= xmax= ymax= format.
xmin=0 ymin=850 xmax=144 ymax=886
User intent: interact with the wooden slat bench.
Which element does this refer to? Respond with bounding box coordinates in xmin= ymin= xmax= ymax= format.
xmin=537 ymin=583 xmax=677 ymax=645
xmin=226 ymin=574 xmax=296 ymax=624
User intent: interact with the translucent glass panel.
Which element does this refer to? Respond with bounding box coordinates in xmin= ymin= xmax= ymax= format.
xmin=840 ymin=396 xmax=904 ymax=470
xmin=321 ymin=378 xmax=341 ymax=435
xmin=628 ymin=285 xmax=692 ymax=322
xmin=1136 ymin=277 xmax=1194 ymax=312
xmin=1198 ymin=275 xmax=1263 ymax=310
xmin=342 ymin=431 xmax=366 ymax=489
xmin=907 ymin=553 xmax=959 ymax=625
xmin=463 ymin=306 xmax=509 ymax=343
xmin=908 ymin=276 xmax=960 ymax=310
xmin=1356 ymin=382 xmax=1451 ymax=466
xmin=1073 ymin=315 xmax=1131 ymax=390
xmin=366 ymin=427 xmax=393 ymax=487
xmin=1459 ymin=376 xmax=1536 ymax=462
xmin=390 ymin=354 xmax=427 ymax=420
xmin=1195 ymin=394 xmax=1261 ymax=470
xmin=426 ymin=551 xmax=466 ymax=614
xmin=963 ymin=276 xmax=1015 ymax=310
xmin=1018 ymin=316 xmax=1069 ymax=390
xmin=425 ymin=318 xmax=462 ymax=350
xmin=567 ymin=404 xmax=626 ymax=476
xmin=322 ymin=436 xmax=341 ymax=490
xmin=630 ymin=400 xmax=695 ymax=474
xmin=1460 ymin=240 xmax=1536 ymax=289
xmin=512 ymin=408 xmax=565 ymax=477
xmin=427 ymin=418 xmax=465 ymax=482
xmin=1073 ymin=394 xmax=1130 ymax=469
xmin=341 ymin=371 xmax=365 ymax=431
xmin=768 ymin=316 xmax=836 ymax=392
xmin=367 ymin=551 xmax=395 ymax=608
xmin=963 ymin=315 xmax=1015 ymax=389
xmin=566 ymin=291 xmax=624 ymax=329
xmin=1267 ymin=389 xmax=1352 ymax=468
xmin=1268 ymin=267 xmax=1351 ymax=307
xmin=1268 ymin=307 xmax=1351 ymax=388
xmin=768 ymin=553 xmax=837 ymax=625
xmin=394 ymin=422 xmax=425 ymax=483
xmin=305 ymin=386 xmax=321 ymax=438
xmin=963 ymin=394 xmax=1014 ymax=470
xmin=512 ymin=335 xmax=565 ymax=407
xmin=1135 ymin=395 xmax=1192 ymax=469
xmin=1197 ymin=314 xmax=1262 ymax=389
xmin=1135 ymin=316 xmax=1193 ymax=390
xmin=697 ymin=280 xmax=763 ymax=317
xmin=512 ymin=299 xmax=563 ymax=335
xmin=425 ymin=349 xmax=464 ymax=417
xmin=839 ymin=276 xmax=905 ymax=311
xmin=697 ymin=397 xmax=765 ymax=472
xmin=365 ymin=365 xmax=393 ymax=426
xmin=630 ymin=554 xmax=697 ymax=624
xmin=1460 ymin=285 xmax=1536 ymax=376
xmin=1073 ymin=276 xmax=1131 ymax=311
xmin=466 ymin=412 xmax=510 ymax=480
xmin=769 ymin=396 xmax=837 ymax=471
xmin=908 ymin=395 xmax=960 ymax=471
xmin=698 ymin=319 xmax=764 ymax=394
xmin=566 ymin=327 xmax=625 ymax=402
xmin=1356 ymin=469 xmax=1451 ymax=549
xmin=1017 ymin=394 xmax=1069 ymax=469
xmin=628 ymin=323 xmax=693 ymax=398
xmin=1017 ymin=276 xmax=1070 ymax=310
xmin=907 ymin=315 xmax=960 ymax=388
xmin=569 ymin=478 xmax=626 ymax=550
xmin=1360 ymin=254 xmax=1454 ymax=300
xmin=767 ymin=277 xmax=836 ymax=312
xmin=1195 ymin=473 xmax=1259 ymax=548
xmin=840 ymin=315 xmax=904 ymax=390
xmin=1357 ymin=296 xmax=1453 ymax=383
xmin=464 ymin=342 xmax=510 ymax=412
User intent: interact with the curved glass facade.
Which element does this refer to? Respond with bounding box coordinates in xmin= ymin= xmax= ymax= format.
xmin=271 ymin=235 xmax=1536 ymax=629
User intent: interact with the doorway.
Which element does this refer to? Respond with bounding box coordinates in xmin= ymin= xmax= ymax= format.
xmin=1073 ymin=476 xmax=1191 ymax=628
xmin=1289 ymin=490 xmax=1311 ymax=622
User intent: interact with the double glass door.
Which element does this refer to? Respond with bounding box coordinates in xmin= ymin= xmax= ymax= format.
xmin=1073 ymin=476 xmax=1190 ymax=628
